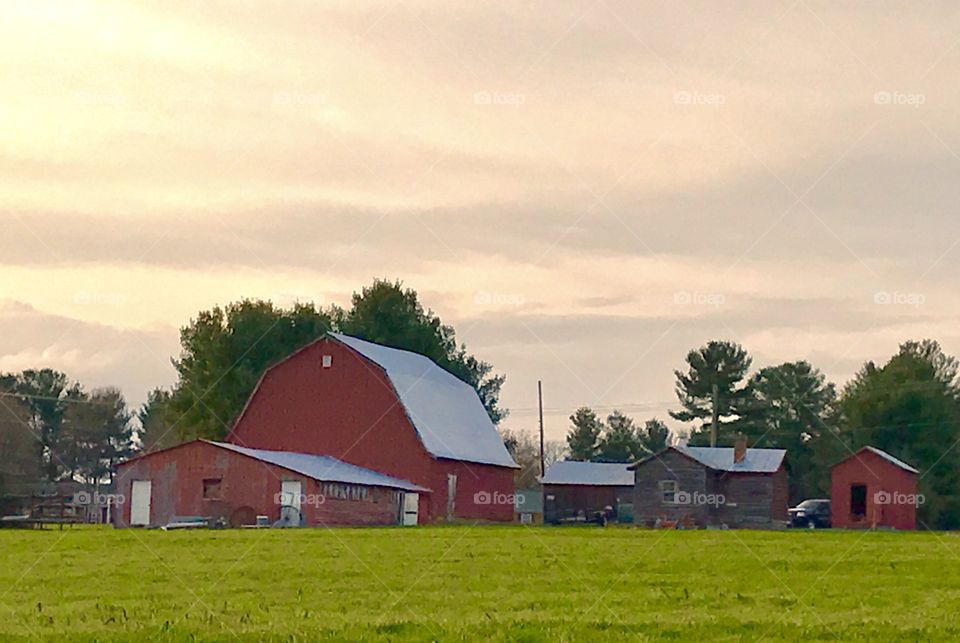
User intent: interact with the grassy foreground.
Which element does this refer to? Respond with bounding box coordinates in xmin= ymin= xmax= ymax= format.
xmin=1 ymin=526 xmax=959 ymax=641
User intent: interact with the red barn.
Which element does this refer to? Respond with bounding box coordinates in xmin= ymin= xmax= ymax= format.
xmin=226 ymin=333 xmax=518 ymax=523
xmin=115 ymin=440 xmax=427 ymax=528
xmin=831 ymin=446 xmax=918 ymax=530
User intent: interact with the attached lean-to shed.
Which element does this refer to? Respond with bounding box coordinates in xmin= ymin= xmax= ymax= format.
xmin=115 ymin=440 xmax=427 ymax=528
xmin=541 ymin=461 xmax=634 ymax=524
xmin=830 ymin=446 xmax=918 ymax=530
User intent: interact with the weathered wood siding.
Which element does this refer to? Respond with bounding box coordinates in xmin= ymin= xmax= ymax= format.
xmin=632 ymin=450 xmax=708 ymax=527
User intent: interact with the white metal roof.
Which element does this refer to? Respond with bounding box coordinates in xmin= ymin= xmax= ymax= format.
xmin=861 ymin=446 xmax=919 ymax=474
xmin=209 ymin=441 xmax=428 ymax=491
xmin=328 ymin=333 xmax=518 ymax=468
xmin=676 ymin=446 xmax=786 ymax=473
xmin=541 ymin=461 xmax=634 ymax=486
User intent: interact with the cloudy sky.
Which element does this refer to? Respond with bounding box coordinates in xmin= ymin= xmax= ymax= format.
xmin=4 ymin=1 xmax=960 ymax=440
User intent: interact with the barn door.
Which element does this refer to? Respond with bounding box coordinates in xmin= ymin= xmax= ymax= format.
xmin=402 ymin=493 xmax=419 ymax=526
xmin=280 ymin=481 xmax=302 ymax=527
xmin=130 ymin=480 xmax=152 ymax=526
xmin=446 ymin=474 xmax=457 ymax=521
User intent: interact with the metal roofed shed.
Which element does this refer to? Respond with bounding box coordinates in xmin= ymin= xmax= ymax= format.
xmin=629 ymin=441 xmax=789 ymax=529
xmin=541 ymin=461 xmax=634 ymax=525
xmin=115 ymin=440 xmax=427 ymax=529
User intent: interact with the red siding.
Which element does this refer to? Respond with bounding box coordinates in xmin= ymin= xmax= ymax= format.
xmin=831 ymin=449 xmax=917 ymax=530
xmin=226 ymin=338 xmax=515 ymax=522
xmin=114 ymin=441 xmax=403 ymax=527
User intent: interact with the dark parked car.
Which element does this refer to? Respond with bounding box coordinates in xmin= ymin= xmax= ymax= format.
xmin=788 ymin=499 xmax=831 ymax=528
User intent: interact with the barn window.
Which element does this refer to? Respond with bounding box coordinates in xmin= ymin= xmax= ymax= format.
xmin=202 ymin=478 xmax=222 ymax=500
xmin=659 ymin=480 xmax=678 ymax=504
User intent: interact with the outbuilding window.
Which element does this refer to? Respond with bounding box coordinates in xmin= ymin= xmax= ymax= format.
xmin=202 ymin=478 xmax=222 ymax=500
xmin=659 ymin=480 xmax=678 ymax=504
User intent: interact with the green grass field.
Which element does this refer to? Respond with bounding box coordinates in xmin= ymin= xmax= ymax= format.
xmin=1 ymin=526 xmax=959 ymax=641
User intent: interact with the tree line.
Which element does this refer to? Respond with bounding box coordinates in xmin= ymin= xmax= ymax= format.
xmin=563 ymin=338 xmax=960 ymax=529
xmin=0 ymin=370 xmax=134 ymax=497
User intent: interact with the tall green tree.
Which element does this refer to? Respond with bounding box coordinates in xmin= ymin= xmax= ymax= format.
xmin=61 ymin=388 xmax=134 ymax=484
xmin=566 ymin=407 xmax=603 ymax=461
xmin=0 ymin=375 xmax=40 ymax=498
xmin=12 ymin=369 xmax=83 ymax=481
xmin=671 ymin=341 xmax=751 ymax=446
xmin=596 ymin=411 xmax=642 ymax=462
xmin=834 ymin=340 xmax=960 ymax=529
xmin=138 ymin=388 xmax=180 ymax=452
xmin=637 ymin=418 xmax=671 ymax=456
xmin=737 ymin=361 xmax=837 ymax=502
xmin=340 ymin=279 xmax=507 ymax=424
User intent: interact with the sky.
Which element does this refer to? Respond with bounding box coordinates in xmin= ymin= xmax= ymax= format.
xmin=3 ymin=1 xmax=960 ymax=441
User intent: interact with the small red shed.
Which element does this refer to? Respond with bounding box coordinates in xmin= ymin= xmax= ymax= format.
xmin=830 ymin=446 xmax=918 ymax=530
xmin=115 ymin=440 xmax=427 ymax=528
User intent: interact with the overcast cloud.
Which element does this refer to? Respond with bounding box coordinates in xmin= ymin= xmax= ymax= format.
xmin=4 ymin=1 xmax=960 ymax=438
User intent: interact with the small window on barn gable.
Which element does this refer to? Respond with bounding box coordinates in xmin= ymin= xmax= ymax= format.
xmin=659 ymin=480 xmax=678 ymax=504
xmin=202 ymin=478 xmax=222 ymax=500
xmin=322 ymin=354 xmax=332 ymax=368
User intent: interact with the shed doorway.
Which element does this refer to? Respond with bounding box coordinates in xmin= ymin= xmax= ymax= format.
xmin=402 ymin=493 xmax=419 ymax=526
xmin=130 ymin=480 xmax=152 ymax=526
xmin=850 ymin=484 xmax=867 ymax=520
xmin=280 ymin=480 xmax=302 ymax=527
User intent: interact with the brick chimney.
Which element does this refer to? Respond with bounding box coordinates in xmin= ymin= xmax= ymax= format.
xmin=734 ymin=434 xmax=747 ymax=464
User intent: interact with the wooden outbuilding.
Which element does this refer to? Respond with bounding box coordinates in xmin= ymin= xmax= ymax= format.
xmin=830 ymin=446 xmax=918 ymax=530
xmin=629 ymin=439 xmax=788 ymax=529
xmin=541 ymin=461 xmax=634 ymax=524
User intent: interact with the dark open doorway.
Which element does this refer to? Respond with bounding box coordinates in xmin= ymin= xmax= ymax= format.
xmin=850 ymin=484 xmax=867 ymax=519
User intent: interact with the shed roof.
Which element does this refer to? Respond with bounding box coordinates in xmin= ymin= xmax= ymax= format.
xmin=209 ymin=441 xmax=428 ymax=491
xmin=839 ymin=446 xmax=919 ymax=474
xmin=677 ymin=446 xmax=786 ymax=473
xmin=328 ymin=333 xmax=518 ymax=468
xmin=541 ymin=461 xmax=634 ymax=486
xmin=629 ymin=446 xmax=786 ymax=473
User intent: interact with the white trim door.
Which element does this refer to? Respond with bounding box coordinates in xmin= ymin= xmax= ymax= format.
xmin=280 ymin=481 xmax=302 ymax=527
xmin=130 ymin=480 xmax=152 ymax=526
xmin=402 ymin=493 xmax=419 ymax=526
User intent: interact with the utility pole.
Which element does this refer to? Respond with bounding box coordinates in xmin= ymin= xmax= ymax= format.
xmin=538 ymin=380 xmax=545 ymax=478
xmin=710 ymin=382 xmax=719 ymax=447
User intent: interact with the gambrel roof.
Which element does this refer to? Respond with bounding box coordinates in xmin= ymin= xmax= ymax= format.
xmin=329 ymin=333 xmax=518 ymax=469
